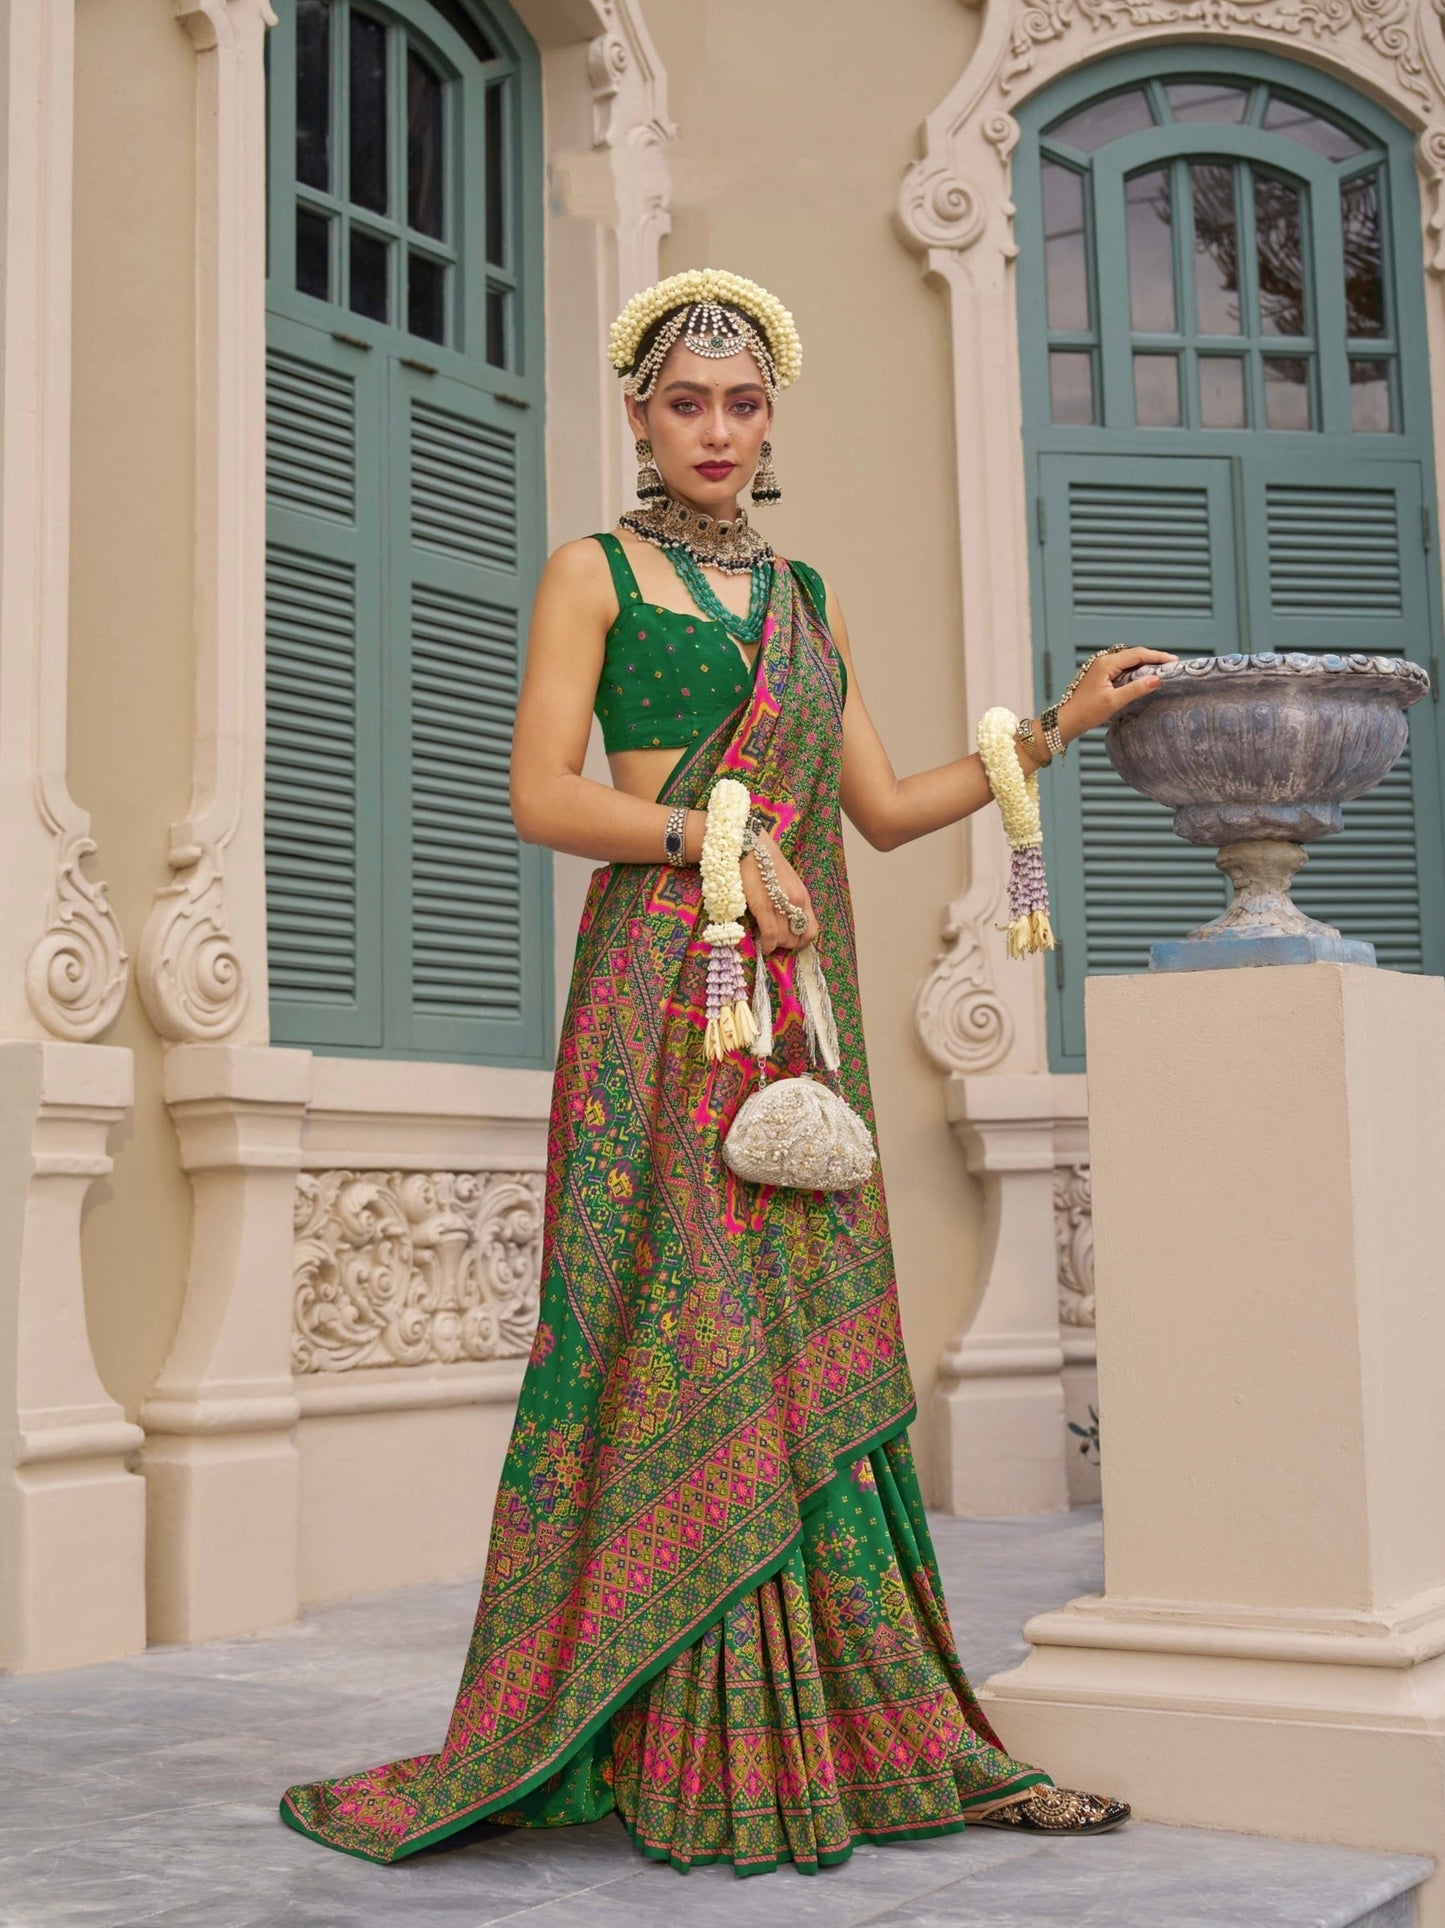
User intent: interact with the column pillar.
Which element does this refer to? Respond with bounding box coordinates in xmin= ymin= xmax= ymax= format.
xmin=933 ymin=1074 xmax=1073 ymax=1516
xmin=0 ymin=1043 xmax=142 ymax=1670
xmin=983 ymin=964 xmax=1445 ymax=1924
xmin=140 ymin=1045 xmax=310 ymax=1645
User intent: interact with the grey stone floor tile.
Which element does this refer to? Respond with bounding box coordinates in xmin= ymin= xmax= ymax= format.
xmin=0 ymin=1510 xmax=1433 ymax=1928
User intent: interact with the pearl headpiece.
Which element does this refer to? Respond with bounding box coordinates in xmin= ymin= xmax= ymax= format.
xmin=608 ymin=269 xmax=802 ymax=402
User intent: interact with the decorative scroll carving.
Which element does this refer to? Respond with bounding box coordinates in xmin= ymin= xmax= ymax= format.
xmin=999 ymin=0 xmax=1432 ymax=107
xmin=25 ymin=835 xmax=129 ymax=1041
xmin=293 ymin=1170 xmax=544 ymax=1373
xmin=914 ymin=889 xmax=1015 ymax=1075
xmin=1421 ymin=127 xmax=1445 ymax=271
xmin=1055 ymin=1160 xmax=1095 ymax=1328
xmin=138 ymin=844 xmax=248 ymax=1040
xmin=898 ymin=165 xmax=989 ymax=251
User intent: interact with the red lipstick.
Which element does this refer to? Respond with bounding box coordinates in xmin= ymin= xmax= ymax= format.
xmin=695 ymin=462 xmax=735 ymax=480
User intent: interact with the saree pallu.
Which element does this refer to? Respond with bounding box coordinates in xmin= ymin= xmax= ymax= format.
xmin=280 ymin=562 xmax=1047 ymax=1869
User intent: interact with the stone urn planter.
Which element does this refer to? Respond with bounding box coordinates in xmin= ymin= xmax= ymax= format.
xmin=1105 ymin=652 xmax=1430 ymax=970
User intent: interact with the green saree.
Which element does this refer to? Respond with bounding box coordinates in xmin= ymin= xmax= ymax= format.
xmin=279 ymin=559 xmax=1048 ymax=1871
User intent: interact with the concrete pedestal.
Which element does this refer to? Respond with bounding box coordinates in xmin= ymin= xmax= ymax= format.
xmin=982 ymin=964 xmax=1445 ymax=1924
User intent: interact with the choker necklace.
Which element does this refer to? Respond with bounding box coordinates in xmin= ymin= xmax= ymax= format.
xmin=618 ymin=494 xmax=773 ymax=574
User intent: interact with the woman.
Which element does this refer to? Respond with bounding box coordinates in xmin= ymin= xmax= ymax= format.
xmin=280 ymin=269 xmax=1172 ymax=1874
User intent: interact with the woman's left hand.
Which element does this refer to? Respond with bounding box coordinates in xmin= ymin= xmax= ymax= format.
xmin=1059 ymin=646 xmax=1178 ymax=745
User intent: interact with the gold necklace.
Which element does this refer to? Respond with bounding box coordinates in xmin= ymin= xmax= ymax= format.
xmin=618 ymin=494 xmax=773 ymax=574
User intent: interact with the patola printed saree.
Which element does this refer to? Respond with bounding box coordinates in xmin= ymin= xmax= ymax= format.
xmin=279 ymin=560 xmax=1048 ymax=1870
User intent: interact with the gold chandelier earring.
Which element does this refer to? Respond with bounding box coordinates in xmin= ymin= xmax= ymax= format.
xmin=634 ymin=438 xmax=666 ymax=502
xmin=750 ymin=440 xmax=781 ymax=506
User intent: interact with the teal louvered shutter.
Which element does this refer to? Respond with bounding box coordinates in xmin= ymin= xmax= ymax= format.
xmin=265 ymin=317 xmax=384 ymax=1047
xmin=264 ymin=0 xmax=549 ymax=1066
xmin=1241 ymin=462 xmax=1444 ymax=968
xmin=1039 ymin=456 xmax=1236 ymax=1062
xmin=386 ymin=363 xmax=547 ymax=1060
xmin=1017 ymin=50 xmax=1445 ymax=1072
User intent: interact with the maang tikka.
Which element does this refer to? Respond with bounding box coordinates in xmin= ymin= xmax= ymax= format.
xmin=750 ymin=440 xmax=781 ymax=506
xmin=634 ymin=438 xmax=666 ymax=501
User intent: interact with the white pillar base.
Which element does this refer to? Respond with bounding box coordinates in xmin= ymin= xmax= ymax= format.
xmin=934 ymin=1074 xmax=1077 ymax=1516
xmin=140 ymin=1044 xmax=309 ymax=1646
xmin=0 ymin=1041 xmax=145 ymax=1672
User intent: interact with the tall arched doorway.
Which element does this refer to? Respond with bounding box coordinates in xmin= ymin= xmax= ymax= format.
xmin=263 ymin=0 xmax=549 ymax=1066
xmin=1015 ymin=48 xmax=1445 ymax=1069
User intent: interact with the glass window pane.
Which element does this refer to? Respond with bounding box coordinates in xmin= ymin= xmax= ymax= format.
xmin=1350 ymin=360 xmax=1394 ymax=432
xmin=296 ymin=0 xmax=332 ymax=193
xmin=1263 ymin=356 xmax=1313 ymax=430
xmin=1191 ymin=162 xmax=1242 ymax=335
xmin=485 ymin=83 xmax=507 ymax=267
xmin=1048 ymin=89 xmax=1154 ymax=153
xmin=1127 ymin=168 xmax=1176 ymax=333
xmin=1134 ymin=354 xmax=1181 ymax=427
xmin=1043 ymin=162 xmax=1089 ymax=332
xmin=1342 ymin=171 xmax=1386 ymax=339
xmin=349 ymin=11 xmax=389 ymax=215
xmin=408 ymin=253 xmax=446 ymax=343
xmin=349 ymin=227 xmax=389 ymax=321
xmin=1049 ymin=350 xmax=1094 ymax=425
xmin=1255 ymin=174 xmax=1307 ymax=338
xmin=1262 ymin=93 xmax=1364 ymax=161
xmin=296 ymin=206 xmax=331 ymax=301
xmin=407 ymin=50 xmax=444 ymax=239
xmin=1165 ymin=82 xmax=1247 ymax=124
xmin=1199 ymin=356 xmax=1247 ymax=429
xmin=486 ymin=285 xmax=510 ymax=368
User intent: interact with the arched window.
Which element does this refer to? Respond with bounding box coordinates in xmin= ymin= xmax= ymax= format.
xmin=263 ymin=0 xmax=549 ymax=1066
xmin=1015 ymin=50 xmax=1445 ymax=1069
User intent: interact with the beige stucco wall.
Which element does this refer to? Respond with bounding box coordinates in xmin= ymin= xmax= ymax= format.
xmin=64 ymin=0 xmax=992 ymax=1496
xmin=641 ymin=0 xmax=985 ymax=1498
xmin=70 ymin=0 xmax=198 ymax=1421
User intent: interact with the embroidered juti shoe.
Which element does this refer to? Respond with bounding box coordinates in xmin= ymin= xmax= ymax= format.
xmin=970 ymin=1786 xmax=1131 ymax=1835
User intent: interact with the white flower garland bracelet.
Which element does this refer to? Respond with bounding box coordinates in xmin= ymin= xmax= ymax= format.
xmin=699 ymin=778 xmax=840 ymax=1068
xmin=975 ymin=707 xmax=1055 ymax=960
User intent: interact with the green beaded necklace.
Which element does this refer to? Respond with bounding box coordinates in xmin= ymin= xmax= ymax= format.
xmin=664 ymin=545 xmax=772 ymax=647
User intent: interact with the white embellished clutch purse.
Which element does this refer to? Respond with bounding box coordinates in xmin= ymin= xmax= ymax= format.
xmin=722 ymin=1073 xmax=875 ymax=1192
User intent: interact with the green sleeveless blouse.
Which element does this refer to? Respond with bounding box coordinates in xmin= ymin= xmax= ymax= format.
xmin=591 ymin=532 xmax=842 ymax=753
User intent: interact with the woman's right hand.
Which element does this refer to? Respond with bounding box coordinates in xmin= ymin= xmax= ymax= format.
xmin=741 ymin=829 xmax=820 ymax=956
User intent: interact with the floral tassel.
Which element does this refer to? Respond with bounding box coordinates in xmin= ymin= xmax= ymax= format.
xmin=976 ymin=706 xmax=1056 ymax=960
xmin=700 ymin=778 xmax=757 ymax=1062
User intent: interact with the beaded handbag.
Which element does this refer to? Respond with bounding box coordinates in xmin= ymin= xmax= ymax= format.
xmin=720 ymin=942 xmax=876 ymax=1193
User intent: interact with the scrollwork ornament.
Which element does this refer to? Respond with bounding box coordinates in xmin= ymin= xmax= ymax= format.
xmin=1055 ymin=1161 xmax=1095 ymax=1327
xmin=25 ymin=834 xmax=129 ymax=1041
xmin=293 ymin=1169 xmax=544 ymax=1372
xmin=1420 ymin=127 xmax=1445 ymax=272
xmin=898 ymin=163 xmax=990 ymax=252
xmin=137 ymin=844 xmax=248 ymax=1041
xmin=913 ymin=894 xmax=1016 ymax=1074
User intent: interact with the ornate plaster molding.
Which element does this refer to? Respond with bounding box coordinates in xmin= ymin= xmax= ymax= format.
xmin=0 ymin=0 xmax=129 ymax=1042
xmin=26 ymin=837 xmax=129 ymax=1041
xmin=140 ymin=0 xmax=274 ymax=1042
xmin=293 ymin=1169 xmax=544 ymax=1372
xmin=1054 ymin=1158 xmax=1095 ymax=1328
xmin=903 ymin=0 xmax=1445 ymax=1088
